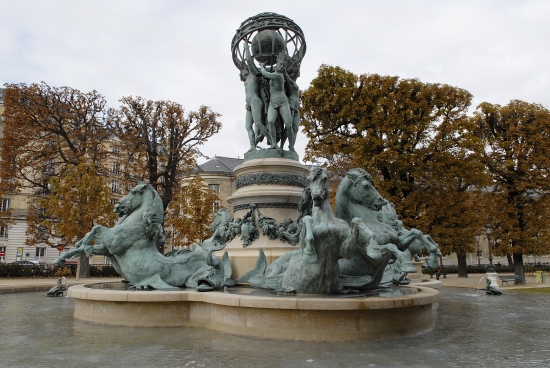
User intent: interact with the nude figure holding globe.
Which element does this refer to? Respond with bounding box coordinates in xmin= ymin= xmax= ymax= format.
xmin=231 ymin=14 xmax=306 ymax=159
xmin=283 ymin=57 xmax=301 ymax=153
xmin=260 ymin=55 xmax=294 ymax=153
xmin=241 ymin=43 xmax=272 ymax=152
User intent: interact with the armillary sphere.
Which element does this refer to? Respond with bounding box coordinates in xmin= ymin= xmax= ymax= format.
xmin=231 ymin=12 xmax=306 ymax=70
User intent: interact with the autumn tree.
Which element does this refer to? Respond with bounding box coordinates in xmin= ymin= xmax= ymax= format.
xmin=0 ymin=82 xmax=112 ymax=275
xmin=27 ymin=157 xmax=117 ymax=277
xmin=108 ymin=97 xmax=222 ymax=254
xmin=164 ymin=176 xmax=219 ymax=248
xmin=0 ymin=82 xmax=111 ymax=194
xmin=473 ymin=100 xmax=550 ymax=279
xmin=301 ymin=65 xmax=490 ymax=275
xmin=110 ymin=97 xmax=222 ymax=212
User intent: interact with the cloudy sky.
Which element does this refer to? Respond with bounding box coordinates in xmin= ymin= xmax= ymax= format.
xmin=1 ymin=0 xmax=549 ymax=164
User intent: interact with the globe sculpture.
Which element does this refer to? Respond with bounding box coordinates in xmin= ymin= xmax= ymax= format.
xmin=231 ymin=13 xmax=306 ymax=159
xmin=231 ymin=12 xmax=306 ymax=68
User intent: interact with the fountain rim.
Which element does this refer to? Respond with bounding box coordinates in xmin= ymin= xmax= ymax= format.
xmin=68 ymin=283 xmax=439 ymax=311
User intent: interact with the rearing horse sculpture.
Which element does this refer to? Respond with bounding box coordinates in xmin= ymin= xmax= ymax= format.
xmin=378 ymin=202 xmax=442 ymax=272
xmin=336 ymin=168 xmax=420 ymax=288
xmin=54 ymin=182 xmax=232 ymax=290
xmin=242 ymin=166 xmax=368 ymax=294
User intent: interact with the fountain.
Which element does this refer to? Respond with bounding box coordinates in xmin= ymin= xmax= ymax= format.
xmin=62 ymin=12 xmax=439 ymax=341
xmin=3 ymin=288 xmax=549 ymax=366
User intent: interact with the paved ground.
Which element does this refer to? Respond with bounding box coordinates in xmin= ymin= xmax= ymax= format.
xmin=420 ymin=272 xmax=549 ymax=290
xmin=0 ymin=273 xmax=548 ymax=293
xmin=0 ymin=277 xmax=122 ymax=293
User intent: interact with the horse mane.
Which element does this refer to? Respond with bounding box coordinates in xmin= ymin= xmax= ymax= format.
xmin=346 ymin=168 xmax=374 ymax=186
xmin=336 ymin=168 xmax=374 ymax=221
xmin=307 ymin=165 xmax=325 ymax=182
xmin=297 ymin=187 xmax=312 ymax=221
xmin=142 ymin=184 xmax=166 ymax=244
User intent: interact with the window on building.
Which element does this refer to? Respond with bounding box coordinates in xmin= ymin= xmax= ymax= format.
xmin=111 ymin=163 xmax=120 ymax=175
xmin=110 ymin=198 xmax=118 ymax=205
xmin=208 ymin=184 xmax=220 ymax=193
xmin=209 ymin=184 xmax=220 ymax=213
xmin=0 ymin=226 xmax=7 ymax=238
xmin=35 ymin=247 xmax=45 ymax=260
xmin=0 ymin=198 xmax=10 ymax=212
xmin=111 ymin=181 xmax=119 ymax=194
xmin=212 ymin=201 xmax=220 ymax=213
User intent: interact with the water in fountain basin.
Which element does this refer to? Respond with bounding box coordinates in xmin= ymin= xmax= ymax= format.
xmin=0 ymin=287 xmax=549 ymax=367
xmin=476 ymin=276 xmax=486 ymax=295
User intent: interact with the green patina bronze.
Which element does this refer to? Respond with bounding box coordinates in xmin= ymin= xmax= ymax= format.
xmin=377 ymin=201 xmax=442 ymax=285
xmin=239 ymin=167 xmax=372 ymax=293
xmin=239 ymin=166 xmax=443 ymax=293
xmin=54 ymin=182 xmax=233 ymax=290
xmin=232 ymin=13 xmax=306 ymax=160
xmin=235 ymin=172 xmax=308 ymax=189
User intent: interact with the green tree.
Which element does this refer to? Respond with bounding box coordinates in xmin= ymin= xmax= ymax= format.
xmin=165 ymin=176 xmax=219 ymax=248
xmin=473 ymin=100 xmax=550 ymax=279
xmin=301 ymin=65 xmax=490 ymax=276
xmin=28 ymin=157 xmax=117 ymax=277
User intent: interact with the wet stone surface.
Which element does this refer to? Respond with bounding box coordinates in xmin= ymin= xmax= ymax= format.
xmin=84 ymin=282 xmax=415 ymax=298
xmin=1 ymin=287 xmax=549 ymax=367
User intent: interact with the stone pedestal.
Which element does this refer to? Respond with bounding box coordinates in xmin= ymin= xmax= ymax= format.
xmin=486 ymin=272 xmax=500 ymax=290
xmin=408 ymin=261 xmax=425 ymax=280
xmin=215 ymin=158 xmax=310 ymax=279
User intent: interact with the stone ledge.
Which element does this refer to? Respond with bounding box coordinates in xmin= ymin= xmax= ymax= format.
xmin=69 ymin=284 xmax=439 ymax=310
xmin=67 ymin=284 xmax=438 ymax=341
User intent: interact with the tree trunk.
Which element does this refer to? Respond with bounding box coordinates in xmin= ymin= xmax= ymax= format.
xmin=513 ymin=253 xmax=524 ymax=280
xmin=76 ymin=255 xmax=90 ymax=279
xmin=457 ymin=254 xmax=468 ymax=278
xmin=507 ymin=254 xmax=514 ymax=266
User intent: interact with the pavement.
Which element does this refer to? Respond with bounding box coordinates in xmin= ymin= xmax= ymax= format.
xmin=0 ymin=277 xmax=122 ymax=294
xmin=418 ymin=272 xmax=550 ymax=290
xmin=0 ymin=273 xmax=548 ymax=294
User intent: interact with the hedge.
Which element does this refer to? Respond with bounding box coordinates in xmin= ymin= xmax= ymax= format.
xmin=0 ymin=263 xmax=120 ymax=278
xmin=422 ymin=264 xmax=550 ymax=274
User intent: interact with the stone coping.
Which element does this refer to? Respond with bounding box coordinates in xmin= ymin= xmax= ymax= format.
xmin=68 ymin=284 xmax=439 ymax=310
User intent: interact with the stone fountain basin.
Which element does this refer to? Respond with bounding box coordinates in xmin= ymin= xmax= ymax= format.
xmin=68 ymin=283 xmax=438 ymax=342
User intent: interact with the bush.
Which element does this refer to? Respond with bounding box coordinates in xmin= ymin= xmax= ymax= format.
xmin=0 ymin=263 xmax=119 ymax=278
xmin=422 ymin=264 xmax=550 ymax=274
xmin=55 ymin=267 xmax=74 ymax=277
xmin=0 ymin=263 xmax=52 ymax=278
xmin=90 ymin=265 xmax=120 ymax=277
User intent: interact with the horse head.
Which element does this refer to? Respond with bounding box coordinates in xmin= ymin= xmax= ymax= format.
xmin=343 ymin=169 xmax=387 ymax=211
xmin=208 ymin=208 xmax=231 ymax=233
xmin=308 ymin=166 xmax=328 ymax=206
xmin=114 ymin=182 xmax=150 ymax=217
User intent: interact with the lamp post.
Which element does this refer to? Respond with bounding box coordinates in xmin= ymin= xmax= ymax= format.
xmin=485 ymin=223 xmax=495 ymax=273
xmin=474 ymin=234 xmax=483 ymax=266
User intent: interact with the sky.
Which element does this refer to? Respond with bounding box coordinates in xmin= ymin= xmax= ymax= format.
xmin=1 ymin=0 xmax=549 ymax=165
